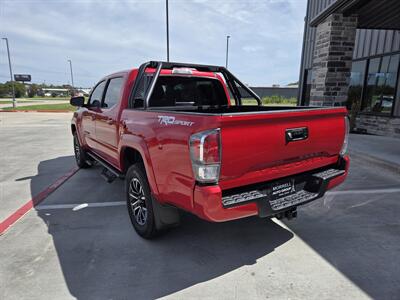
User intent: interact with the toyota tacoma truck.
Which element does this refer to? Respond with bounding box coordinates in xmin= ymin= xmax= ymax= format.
xmin=70 ymin=61 xmax=349 ymax=239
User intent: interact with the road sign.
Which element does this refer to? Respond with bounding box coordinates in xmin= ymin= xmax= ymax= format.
xmin=14 ymin=74 xmax=31 ymax=82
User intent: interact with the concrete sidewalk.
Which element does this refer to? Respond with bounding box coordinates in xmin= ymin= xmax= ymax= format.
xmin=349 ymin=133 xmax=400 ymax=173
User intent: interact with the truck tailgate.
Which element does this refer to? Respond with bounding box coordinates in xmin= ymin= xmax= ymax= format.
xmin=219 ymin=108 xmax=347 ymax=190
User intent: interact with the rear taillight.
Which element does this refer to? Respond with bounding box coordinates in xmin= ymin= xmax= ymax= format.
xmin=189 ymin=128 xmax=221 ymax=184
xmin=340 ymin=117 xmax=350 ymax=156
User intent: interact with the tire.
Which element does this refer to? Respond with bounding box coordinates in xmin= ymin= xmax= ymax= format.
xmin=126 ymin=164 xmax=158 ymax=239
xmin=73 ymin=133 xmax=91 ymax=168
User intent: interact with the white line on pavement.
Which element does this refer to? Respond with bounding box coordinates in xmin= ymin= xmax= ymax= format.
xmin=326 ymin=188 xmax=400 ymax=195
xmin=35 ymin=201 xmax=125 ymax=210
xmin=33 ymin=188 xmax=400 ymax=210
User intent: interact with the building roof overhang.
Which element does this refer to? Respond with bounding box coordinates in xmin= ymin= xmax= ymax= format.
xmin=310 ymin=0 xmax=400 ymax=30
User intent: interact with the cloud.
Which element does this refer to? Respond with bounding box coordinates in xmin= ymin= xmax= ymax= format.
xmin=2 ymin=26 xmax=67 ymax=44
xmin=0 ymin=0 xmax=306 ymax=87
xmin=242 ymin=45 xmax=265 ymax=52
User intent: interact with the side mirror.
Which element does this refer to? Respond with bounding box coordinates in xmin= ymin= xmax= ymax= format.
xmin=70 ymin=96 xmax=85 ymax=107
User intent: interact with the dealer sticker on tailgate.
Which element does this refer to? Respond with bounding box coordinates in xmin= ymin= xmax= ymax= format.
xmin=270 ymin=179 xmax=296 ymax=200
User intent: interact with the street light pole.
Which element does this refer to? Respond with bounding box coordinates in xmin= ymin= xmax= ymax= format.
xmin=225 ymin=35 xmax=230 ymax=69
xmin=166 ymin=0 xmax=170 ymax=62
xmin=2 ymin=38 xmax=16 ymax=108
xmin=67 ymin=59 xmax=74 ymax=94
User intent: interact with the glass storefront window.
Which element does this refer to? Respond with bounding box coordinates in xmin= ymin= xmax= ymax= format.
xmin=362 ymin=54 xmax=400 ymax=114
xmin=395 ymin=64 xmax=400 ymax=117
xmin=348 ymin=60 xmax=367 ymax=110
xmin=363 ymin=57 xmax=381 ymax=112
xmin=386 ymin=55 xmax=399 ymax=113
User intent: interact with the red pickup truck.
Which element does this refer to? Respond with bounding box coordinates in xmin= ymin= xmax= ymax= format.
xmin=70 ymin=61 xmax=349 ymax=238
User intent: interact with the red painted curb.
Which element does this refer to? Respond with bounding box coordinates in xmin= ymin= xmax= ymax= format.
xmin=0 ymin=110 xmax=73 ymax=113
xmin=0 ymin=167 xmax=79 ymax=235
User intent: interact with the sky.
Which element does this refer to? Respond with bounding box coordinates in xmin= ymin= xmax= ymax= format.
xmin=0 ymin=0 xmax=307 ymax=88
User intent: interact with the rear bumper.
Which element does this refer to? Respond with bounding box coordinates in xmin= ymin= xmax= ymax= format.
xmin=193 ymin=156 xmax=349 ymax=222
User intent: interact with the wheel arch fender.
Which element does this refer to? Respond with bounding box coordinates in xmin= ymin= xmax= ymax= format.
xmin=119 ymin=135 xmax=160 ymax=197
xmin=71 ymin=113 xmax=85 ymax=146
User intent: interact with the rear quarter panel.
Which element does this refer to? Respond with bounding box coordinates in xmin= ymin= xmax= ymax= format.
xmin=120 ymin=110 xmax=220 ymax=211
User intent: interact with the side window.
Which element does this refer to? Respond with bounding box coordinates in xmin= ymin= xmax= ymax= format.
xmin=103 ymin=77 xmax=124 ymax=108
xmin=90 ymin=81 xmax=106 ymax=106
xmin=132 ymin=75 xmax=153 ymax=108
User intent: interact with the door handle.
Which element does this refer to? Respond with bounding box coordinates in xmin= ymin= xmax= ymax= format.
xmin=91 ymin=114 xmax=96 ymax=121
xmin=106 ymin=119 xmax=114 ymax=125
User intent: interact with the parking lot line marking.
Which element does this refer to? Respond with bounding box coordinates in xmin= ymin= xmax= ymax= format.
xmin=3 ymin=182 xmax=398 ymax=233
xmin=72 ymin=203 xmax=89 ymax=211
xmin=36 ymin=201 xmax=125 ymax=210
xmin=326 ymin=188 xmax=400 ymax=195
xmin=0 ymin=167 xmax=79 ymax=235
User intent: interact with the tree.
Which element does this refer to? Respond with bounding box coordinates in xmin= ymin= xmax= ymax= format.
xmin=0 ymin=83 xmax=8 ymax=97
xmin=27 ymin=84 xmax=40 ymax=98
xmin=13 ymin=82 xmax=26 ymax=98
xmin=0 ymin=81 xmax=26 ymax=98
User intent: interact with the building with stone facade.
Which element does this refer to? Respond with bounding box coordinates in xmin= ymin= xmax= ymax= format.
xmin=298 ymin=0 xmax=400 ymax=137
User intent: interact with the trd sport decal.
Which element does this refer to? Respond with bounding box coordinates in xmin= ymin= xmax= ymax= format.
xmin=158 ymin=116 xmax=194 ymax=127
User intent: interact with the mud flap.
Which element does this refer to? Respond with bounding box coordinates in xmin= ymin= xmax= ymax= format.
xmin=151 ymin=196 xmax=180 ymax=230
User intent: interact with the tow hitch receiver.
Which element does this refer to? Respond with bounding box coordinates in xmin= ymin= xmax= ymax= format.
xmin=274 ymin=208 xmax=297 ymax=220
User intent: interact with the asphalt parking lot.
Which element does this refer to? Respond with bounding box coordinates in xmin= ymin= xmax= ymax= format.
xmin=1 ymin=112 xmax=400 ymax=300
xmin=0 ymin=112 xmax=75 ymax=222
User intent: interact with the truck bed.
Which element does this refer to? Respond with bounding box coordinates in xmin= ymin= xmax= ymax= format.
xmin=138 ymin=104 xmax=348 ymax=191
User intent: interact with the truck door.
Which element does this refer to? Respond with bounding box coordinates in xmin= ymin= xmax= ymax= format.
xmin=95 ymin=77 xmax=125 ymax=165
xmin=81 ymin=80 xmax=105 ymax=149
